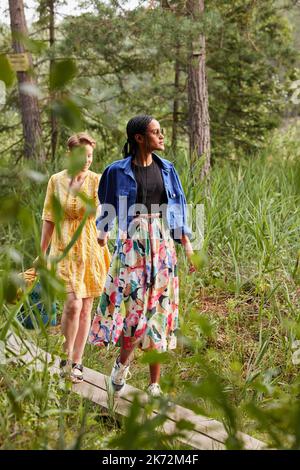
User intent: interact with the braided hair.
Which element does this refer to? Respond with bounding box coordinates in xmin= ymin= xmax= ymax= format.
xmin=123 ymin=114 xmax=153 ymax=158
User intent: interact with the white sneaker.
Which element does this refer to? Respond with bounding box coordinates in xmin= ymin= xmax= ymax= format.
xmin=70 ymin=363 xmax=83 ymax=383
xmin=110 ymin=358 xmax=130 ymax=394
xmin=147 ymin=383 xmax=162 ymax=398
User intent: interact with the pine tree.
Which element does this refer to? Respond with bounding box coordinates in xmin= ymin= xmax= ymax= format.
xmin=8 ymin=0 xmax=44 ymax=161
xmin=186 ymin=0 xmax=211 ymax=177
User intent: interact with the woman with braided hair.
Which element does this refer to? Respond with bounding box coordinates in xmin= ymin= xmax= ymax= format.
xmin=90 ymin=115 xmax=195 ymax=397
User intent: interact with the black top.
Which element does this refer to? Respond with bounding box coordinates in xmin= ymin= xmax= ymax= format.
xmin=132 ymin=158 xmax=167 ymax=214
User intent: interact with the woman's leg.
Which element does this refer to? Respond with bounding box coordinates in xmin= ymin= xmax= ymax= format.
xmin=72 ymin=297 xmax=93 ymax=364
xmin=149 ymin=363 xmax=161 ymax=384
xmin=119 ymin=335 xmax=161 ymax=385
xmin=119 ymin=333 xmax=135 ymax=365
xmin=61 ymin=293 xmax=83 ymax=361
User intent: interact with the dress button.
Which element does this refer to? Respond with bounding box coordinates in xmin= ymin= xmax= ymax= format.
xmin=172 ymin=193 xmax=176 ymax=198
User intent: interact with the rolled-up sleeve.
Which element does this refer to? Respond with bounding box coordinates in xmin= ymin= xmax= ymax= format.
xmin=172 ymin=166 xmax=192 ymax=241
xmin=96 ymin=166 xmax=116 ymax=235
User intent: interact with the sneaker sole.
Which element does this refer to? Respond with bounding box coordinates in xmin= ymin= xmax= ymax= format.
xmin=110 ymin=378 xmax=125 ymax=396
xmin=70 ymin=374 xmax=83 ymax=383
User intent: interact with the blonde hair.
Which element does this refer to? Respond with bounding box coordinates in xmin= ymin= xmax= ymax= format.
xmin=67 ymin=132 xmax=96 ymax=150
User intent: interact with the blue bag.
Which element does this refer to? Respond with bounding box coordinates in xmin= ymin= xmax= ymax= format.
xmin=17 ymin=274 xmax=57 ymax=329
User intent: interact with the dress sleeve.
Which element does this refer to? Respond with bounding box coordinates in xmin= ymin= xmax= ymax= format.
xmin=172 ymin=165 xmax=192 ymax=241
xmin=42 ymin=175 xmax=55 ymax=222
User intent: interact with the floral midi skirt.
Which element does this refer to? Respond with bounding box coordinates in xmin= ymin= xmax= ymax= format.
xmin=89 ymin=215 xmax=179 ymax=352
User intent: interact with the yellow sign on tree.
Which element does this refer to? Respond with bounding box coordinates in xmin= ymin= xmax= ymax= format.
xmin=7 ymin=53 xmax=30 ymax=72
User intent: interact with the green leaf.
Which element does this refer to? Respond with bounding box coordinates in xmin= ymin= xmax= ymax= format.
xmin=175 ymin=419 xmax=195 ymax=431
xmin=77 ymin=192 xmax=96 ymax=214
xmin=11 ymin=31 xmax=47 ymax=54
xmin=54 ymin=212 xmax=90 ymax=264
xmin=0 ymin=54 xmax=15 ymax=87
xmin=2 ymin=272 xmax=23 ymax=303
xmin=51 ymin=194 xmax=64 ymax=239
xmin=191 ymin=250 xmax=208 ymax=270
xmin=50 ymin=59 xmax=77 ymax=90
xmin=18 ymin=207 xmax=33 ymax=233
xmin=52 ymin=98 xmax=83 ymax=130
xmin=65 ymin=146 xmax=87 ymax=178
xmin=140 ymin=350 xmax=170 ymax=365
xmin=0 ymin=196 xmax=20 ymax=223
xmin=189 ymin=312 xmax=215 ymax=338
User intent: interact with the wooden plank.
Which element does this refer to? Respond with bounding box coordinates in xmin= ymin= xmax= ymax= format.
xmin=82 ymin=365 xmax=263 ymax=449
xmin=7 ymin=333 xmax=224 ymax=449
xmin=72 ymin=379 xmax=224 ymax=450
xmin=5 ymin=331 xmax=265 ymax=450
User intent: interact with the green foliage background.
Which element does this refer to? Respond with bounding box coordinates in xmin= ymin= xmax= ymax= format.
xmin=1 ymin=0 xmax=300 ymax=451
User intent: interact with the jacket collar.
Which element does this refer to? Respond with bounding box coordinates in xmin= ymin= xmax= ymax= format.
xmin=122 ymin=153 xmax=171 ymax=177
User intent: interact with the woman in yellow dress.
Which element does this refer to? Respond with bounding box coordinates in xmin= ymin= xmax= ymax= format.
xmin=40 ymin=132 xmax=110 ymax=382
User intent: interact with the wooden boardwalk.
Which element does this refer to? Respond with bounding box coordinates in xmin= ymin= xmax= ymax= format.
xmin=6 ymin=331 xmax=266 ymax=450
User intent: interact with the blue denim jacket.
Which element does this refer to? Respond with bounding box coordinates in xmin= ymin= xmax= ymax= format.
xmin=96 ymin=153 xmax=192 ymax=243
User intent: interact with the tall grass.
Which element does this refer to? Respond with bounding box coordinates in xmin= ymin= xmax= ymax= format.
xmin=1 ymin=123 xmax=300 ymax=448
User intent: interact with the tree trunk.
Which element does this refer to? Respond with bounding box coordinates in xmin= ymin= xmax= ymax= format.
xmin=171 ymin=44 xmax=181 ymax=153
xmin=48 ymin=0 xmax=58 ymax=160
xmin=187 ymin=0 xmax=210 ymax=178
xmin=160 ymin=2 xmax=182 ymax=153
xmin=8 ymin=0 xmax=44 ymax=161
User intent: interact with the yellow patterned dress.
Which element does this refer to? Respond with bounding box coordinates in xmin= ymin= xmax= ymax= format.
xmin=42 ymin=169 xmax=111 ymax=299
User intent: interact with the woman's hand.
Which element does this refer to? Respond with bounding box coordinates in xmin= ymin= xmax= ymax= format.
xmin=97 ymin=232 xmax=109 ymax=247
xmin=181 ymin=234 xmax=197 ymax=273
xmin=33 ymin=253 xmax=50 ymax=270
xmin=40 ymin=220 xmax=55 ymax=255
xmin=188 ymin=264 xmax=197 ymax=274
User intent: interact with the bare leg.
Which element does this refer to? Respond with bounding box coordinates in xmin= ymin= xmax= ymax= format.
xmin=119 ymin=333 xmax=135 ymax=365
xmin=72 ymin=297 xmax=93 ymax=364
xmin=61 ymin=293 xmax=83 ymax=361
xmin=118 ymin=335 xmax=161 ymax=385
xmin=150 ymin=363 xmax=161 ymax=384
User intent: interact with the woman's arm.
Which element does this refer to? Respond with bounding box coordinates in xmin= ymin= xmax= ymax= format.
xmin=41 ymin=175 xmax=55 ymax=255
xmin=171 ymin=166 xmax=196 ymax=272
xmin=41 ymin=220 xmax=55 ymax=255
xmin=181 ymin=234 xmax=196 ymax=273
